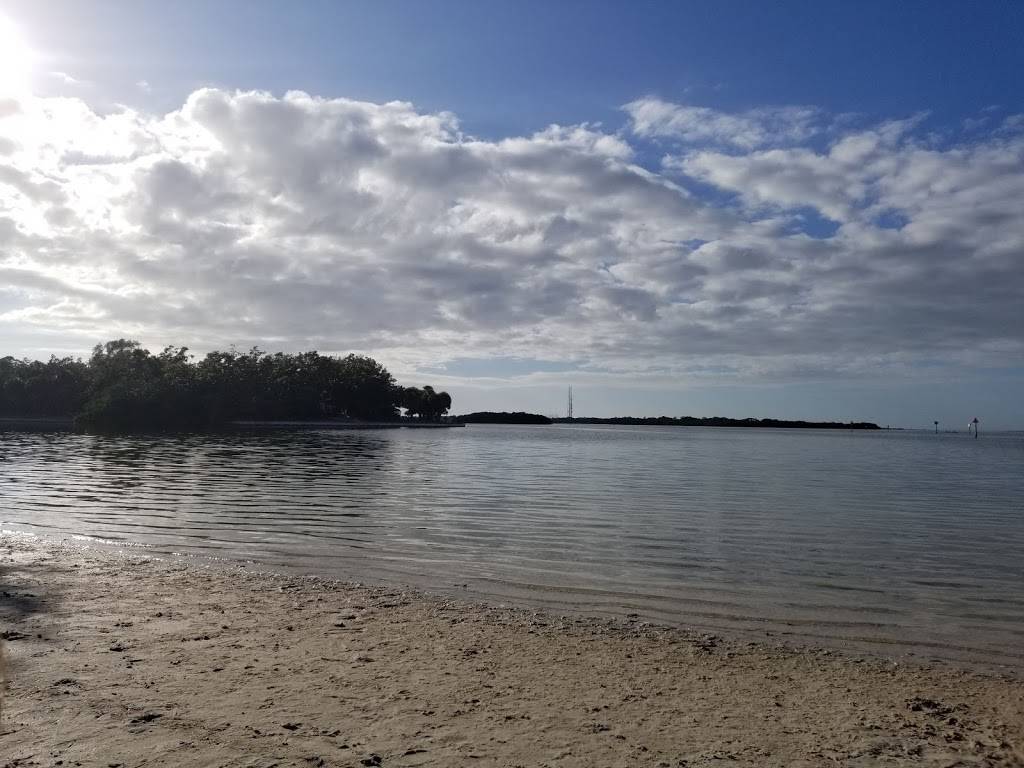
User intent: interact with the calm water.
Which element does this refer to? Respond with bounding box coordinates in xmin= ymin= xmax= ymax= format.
xmin=2 ymin=425 xmax=1023 ymax=669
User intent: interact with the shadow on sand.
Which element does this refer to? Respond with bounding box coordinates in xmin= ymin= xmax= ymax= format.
xmin=1 ymin=551 xmax=64 ymax=726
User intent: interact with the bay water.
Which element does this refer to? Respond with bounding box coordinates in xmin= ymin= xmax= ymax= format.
xmin=2 ymin=425 xmax=1022 ymax=669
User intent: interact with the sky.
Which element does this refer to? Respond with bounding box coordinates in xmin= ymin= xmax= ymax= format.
xmin=0 ymin=0 xmax=1022 ymax=427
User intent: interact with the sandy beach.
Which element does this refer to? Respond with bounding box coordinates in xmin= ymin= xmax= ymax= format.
xmin=2 ymin=534 xmax=1022 ymax=768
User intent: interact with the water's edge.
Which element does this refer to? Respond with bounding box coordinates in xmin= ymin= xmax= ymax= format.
xmin=3 ymin=425 xmax=1022 ymax=672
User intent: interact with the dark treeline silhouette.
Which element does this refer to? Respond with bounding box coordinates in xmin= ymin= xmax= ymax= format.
xmin=397 ymin=385 xmax=452 ymax=421
xmin=0 ymin=354 xmax=90 ymax=419
xmin=553 ymin=416 xmax=880 ymax=429
xmin=0 ymin=340 xmax=451 ymax=431
xmin=457 ymin=411 xmax=552 ymax=425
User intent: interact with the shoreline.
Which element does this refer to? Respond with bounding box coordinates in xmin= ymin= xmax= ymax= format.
xmin=0 ymin=418 xmax=465 ymax=432
xmin=3 ymin=534 xmax=1023 ymax=767
xmin=7 ymin=526 xmax=1020 ymax=676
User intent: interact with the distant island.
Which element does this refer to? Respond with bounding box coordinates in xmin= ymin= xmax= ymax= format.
xmin=457 ymin=411 xmax=553 ymax=424
xmin=453 ymin=413 xmax=879 ymax=429
xmin=552 ymin=416 xmax=880 ymax=429
xmin=0 ymin=339 xmax=452 ymax=432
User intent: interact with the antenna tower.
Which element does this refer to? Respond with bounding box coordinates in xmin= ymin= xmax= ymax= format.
xmin=567 ymin=386 xmax=573 ymax=420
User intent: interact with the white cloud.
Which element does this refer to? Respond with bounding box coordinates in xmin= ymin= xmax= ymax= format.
xmin=48 ymin=71 xmax=90 ymax=87
xmin=675 ymin=114 xmax=1024 ymax=260
xmin=625 ymin=96 xmax=821 ymax=149
xmin=0 ymin=89 xmax=1021 ymax=386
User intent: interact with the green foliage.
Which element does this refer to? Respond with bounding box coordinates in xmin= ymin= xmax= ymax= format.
xmin=0 ymin=339 xmax=445 ymax=432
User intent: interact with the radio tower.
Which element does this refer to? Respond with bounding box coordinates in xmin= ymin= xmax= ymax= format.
xmin=567 ymin=386 xmax=573 ymax=420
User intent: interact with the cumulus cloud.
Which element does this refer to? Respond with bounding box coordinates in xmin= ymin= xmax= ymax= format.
xmin=625 ymin=96 xmax=821 ymax=149
xmin=0 ymin=90 xmax=1021 ymax=385
xmin=673 ymin=111 xmax=1024 ymax=305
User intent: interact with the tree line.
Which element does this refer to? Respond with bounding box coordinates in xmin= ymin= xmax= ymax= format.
xmin=0 ymin=340 xmax=452 ymax=431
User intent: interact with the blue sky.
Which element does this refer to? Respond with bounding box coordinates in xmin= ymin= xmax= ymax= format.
xmin=1 ymin=1 xmax=1023 ymax=427
xmin=18 ymin=1 xmax=1024 ymax=130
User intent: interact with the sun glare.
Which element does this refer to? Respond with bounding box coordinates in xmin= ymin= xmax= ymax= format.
xmin=0 ymin=14 xmax=33 ymax=95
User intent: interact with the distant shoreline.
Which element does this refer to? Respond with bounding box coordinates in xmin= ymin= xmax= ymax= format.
xmin=0 ymin=415 xmax=899 ymax=432
xmin=551 ymin=416 xmax=880 ymax=429
xmin=0 ymin=417 xmax=464 ymax=432
xmin=451 ymin=412 xmax=882 ymax=428
xmin=231 ymin=419 xmax=464 ymax=430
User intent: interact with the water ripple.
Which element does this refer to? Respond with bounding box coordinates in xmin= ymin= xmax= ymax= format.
xmin=2 ymin=425 xmax=1022 ymax=669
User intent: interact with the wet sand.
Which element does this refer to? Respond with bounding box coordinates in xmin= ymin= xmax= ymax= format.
xmin=2 ymin=534 xmax=1023 ymax=767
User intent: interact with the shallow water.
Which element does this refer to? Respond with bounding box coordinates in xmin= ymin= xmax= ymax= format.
xmin=2 ymin=425 xmax=1023 ymax=668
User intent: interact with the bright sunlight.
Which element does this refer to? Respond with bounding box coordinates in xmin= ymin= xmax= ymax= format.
xmin=0 ymin=14 xmax=33 ymax=95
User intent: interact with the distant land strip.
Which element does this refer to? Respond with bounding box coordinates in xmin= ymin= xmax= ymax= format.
xmin=452 ymin=413 xmax=879 ymax=428
xmin=550 ymin=416 xmax=880 ymax=429
xmin=456 ymin=411 xmax=553 ymax=424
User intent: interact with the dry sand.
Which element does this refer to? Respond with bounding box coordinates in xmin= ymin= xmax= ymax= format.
xmin=2 ymin=534 xmax=1022 ymax=767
